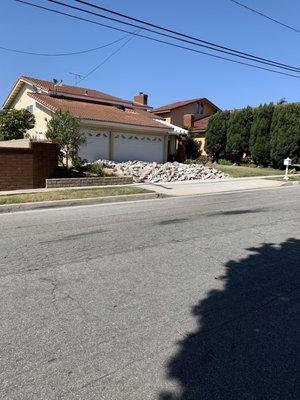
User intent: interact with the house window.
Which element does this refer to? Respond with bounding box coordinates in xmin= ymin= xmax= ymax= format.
xmin=26 ymin=104 xmax=33 ymax=113
xmin=196 ymin=102 xmax=204 ymax=115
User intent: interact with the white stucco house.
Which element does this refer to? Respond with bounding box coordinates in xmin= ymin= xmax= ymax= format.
xmin=2 ymin=76 xmax=187 ymax=163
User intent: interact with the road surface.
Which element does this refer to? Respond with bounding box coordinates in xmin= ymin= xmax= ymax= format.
xmin=0 ymin=186 xmax=299 ymax=399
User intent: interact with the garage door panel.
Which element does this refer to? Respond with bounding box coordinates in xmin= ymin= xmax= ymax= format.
xmin=78 ymin=130 xmax=109 ymax=162
xmin=114 ymin=133 xmax=164 ymax=163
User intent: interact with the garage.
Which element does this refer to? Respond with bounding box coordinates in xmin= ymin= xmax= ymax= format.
xmin=78 ymin=130 xmax=109 ymax=162
xmin=114 ymin=132 xmax=164 ymax=163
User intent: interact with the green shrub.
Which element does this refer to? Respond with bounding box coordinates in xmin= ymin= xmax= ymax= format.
xmin=184 ymin=155 xmax=211 ymax=165
xmin=250 ymin=104 xmax=274 ymax=167
xmin=218 ymin=159 xmax=232 ymax=165
xmin=226 ymin=107 xmax=253 ymax=162
xmin=205 ymin=111 xmax=230 ymax=161
xmin=270 ymin=104 xmax=300 ymax=168
xmin=198 ymin=155 xmax=211 ymax=164
xmin=185 ymin=132 xmax=200 ymax=159
xmin=86 ymin=163 xmax=105 ymax=176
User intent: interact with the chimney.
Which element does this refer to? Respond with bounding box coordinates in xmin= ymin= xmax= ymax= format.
xmin=134 ymin=92 xmax=148 ymax=106
xmin=183 ymin=114 xmax=194 ymax=129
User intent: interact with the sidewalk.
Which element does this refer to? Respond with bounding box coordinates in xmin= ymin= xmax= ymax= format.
xmin=0 ymin=175 xmax=286 ymax=197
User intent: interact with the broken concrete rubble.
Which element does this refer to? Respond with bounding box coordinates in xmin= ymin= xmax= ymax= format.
xmin=93 ymin=160 xmax=229 ymax=183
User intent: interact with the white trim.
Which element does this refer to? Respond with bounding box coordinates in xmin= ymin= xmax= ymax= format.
xmin=154 ymin=119 xmax=188 ymax=135
xmin=2 ymin=78 xmax=48 ymax=109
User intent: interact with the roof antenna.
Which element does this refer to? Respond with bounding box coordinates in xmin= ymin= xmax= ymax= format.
xmin=69 ymin=72 xmax=84 ymax=86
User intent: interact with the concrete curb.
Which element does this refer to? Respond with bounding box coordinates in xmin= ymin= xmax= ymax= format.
xmin=0 ymin=193 xmax=163 ymax=214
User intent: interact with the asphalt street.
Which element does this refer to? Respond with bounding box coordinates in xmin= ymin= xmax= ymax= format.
xmin=0 ymin=186 xmax=299 ymax=400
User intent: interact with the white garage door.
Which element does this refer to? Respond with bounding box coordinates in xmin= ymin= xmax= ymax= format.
xmin=114 ymin=133 xmax=164 ymax=163
xmin=78 ymin=130 xmax=109 ymax=162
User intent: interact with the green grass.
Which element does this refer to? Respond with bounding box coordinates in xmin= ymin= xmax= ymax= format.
xmin=0 ymin=187 xmax=151 ymax=205
xmin=211 ymin=164 xmax=283 ymax=178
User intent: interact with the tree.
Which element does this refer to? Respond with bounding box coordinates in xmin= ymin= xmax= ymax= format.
xmin=45 ymin=110 xmax=85 ymax=168
xmin=226 ymin=107 xmax=253 ymax=162
xmin=250 ymin=103 xmax=274 ymax=166
xmin=205 ymin=111 xmax=230 ymax=161
xmin=0 ymin=109 xmax=35 ymax=140
xmin=185 ymin=131 xmax=200 ymax=159
xmin=270 ymin=104 xmax=300 ymax=167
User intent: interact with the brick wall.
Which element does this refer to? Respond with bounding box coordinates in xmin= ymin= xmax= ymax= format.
xmin=0 ymin=141 xmax=58 ymax=191
xmin=46 ymin=176 xmax=133 ymax=188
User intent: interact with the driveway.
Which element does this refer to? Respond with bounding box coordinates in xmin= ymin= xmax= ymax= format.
xmin=0 ymin=186 xmax=299 ymax=399
xmin=138 ymin=176 xmax=285 ymax=196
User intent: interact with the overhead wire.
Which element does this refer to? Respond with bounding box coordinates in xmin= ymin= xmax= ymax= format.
xmin=74 ymin=0 xmax=300 ymax=71
xmin=78 ymin=29 xmax=141 ymax=83
xmin=228 ymin=0 xmax=300 ymax=34
xmin=0 ymin=34 xmax=136 ymax=56
xmin=13 ymin=0 xmax=300 ymax=79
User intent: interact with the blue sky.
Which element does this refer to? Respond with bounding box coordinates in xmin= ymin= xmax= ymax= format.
xmin=1 ymin=0 xmax=300 ymax=109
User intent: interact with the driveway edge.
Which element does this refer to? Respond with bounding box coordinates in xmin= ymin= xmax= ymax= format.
xmin=0 ymin=193 xmax=162 ymax=214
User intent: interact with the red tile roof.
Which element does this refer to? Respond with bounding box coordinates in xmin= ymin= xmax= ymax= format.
xmin=151 ymin=98 xmax=220 ymax=114
xmin=151 ymin=98 xmax=201 ymax=113
xmin=28 ymin=93 xmax=168 ymax=130
xmin=192 ymin=115 xmax=211 ymax=133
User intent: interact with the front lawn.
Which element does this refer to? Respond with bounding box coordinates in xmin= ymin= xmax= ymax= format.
xmin=0 ymin=186 xmax=151 ymax=205
xmin=211 ymin=164 xmax=283 ymax=178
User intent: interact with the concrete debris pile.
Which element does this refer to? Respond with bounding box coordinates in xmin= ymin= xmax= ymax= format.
xmin=93 ymin=160 xmax=229 ymax=183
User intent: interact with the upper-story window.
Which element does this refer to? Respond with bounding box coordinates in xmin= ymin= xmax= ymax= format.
xmin=196 ymin=102 xmax=204 ymax=115
xmin=26 ymin=105 xmax=33 ymax=113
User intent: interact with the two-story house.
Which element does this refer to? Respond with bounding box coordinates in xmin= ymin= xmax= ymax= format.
xmin=2 ymin=76 xmax=187 ymax=164
xmin=151 ymin=98 xmax=220 ymax=155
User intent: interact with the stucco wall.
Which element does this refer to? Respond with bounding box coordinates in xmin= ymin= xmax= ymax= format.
xmin=10 ymin=83 xmax=52 ymax=139
xmin=195 ymin=134 xmax=207 ymax=155
xmin=170 ymin=101 xmax=216 ymax=127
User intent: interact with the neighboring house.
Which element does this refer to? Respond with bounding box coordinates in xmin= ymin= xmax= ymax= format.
xmin=151 ymin=98 xmax=220 ymax=155
xmin=2 ymin=76 xmax=186 ymax=163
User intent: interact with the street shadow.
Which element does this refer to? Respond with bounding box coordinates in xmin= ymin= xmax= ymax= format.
xmin=159 ymin=238 xmax=300 ymax=400
xmin=207 ymin=208 xmax=268 ymax=217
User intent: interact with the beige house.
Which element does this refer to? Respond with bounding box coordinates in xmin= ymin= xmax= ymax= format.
xmin=151 ymin=98 xmax=220 ymax=155
xmin=3 ymin=76 xmax=186 ymax=163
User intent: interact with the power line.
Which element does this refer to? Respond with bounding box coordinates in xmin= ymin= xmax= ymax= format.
xmin=14 ymin=0 xmax=300 ymax=79
xmin=0 ymin=34 xmax=133 ymax=56
xmin=72 ymin=0 xmax=300 ymax=72
xmin=229 ymin=0 xmax=300 ymax=34
xmin=14 ymin=0 xmax=300 ymax=75
xmin=79 ymin=29 xmax=140 ymax=83
xmin=44 ymin=0 xmax=300 ymax=74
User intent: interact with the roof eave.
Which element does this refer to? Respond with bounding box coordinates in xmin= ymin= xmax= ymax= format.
xmin=2 ymin=77 xmax=48 ymax=109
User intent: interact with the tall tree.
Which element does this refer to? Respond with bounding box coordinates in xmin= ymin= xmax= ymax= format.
xmin=250 ymin=103 xmax=274 ymax=166
xmin=45 ymin=110 xmax=85 ymax=168
xmin=0 ymin=109 xmax=35 ymax=140
xmin=226 ymin=107 xmax=253 ymax=162
xmin=270 ymin=104 xmax=300 ymax=167
xmin=205 ymin=111 xmax=230 ymax=161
